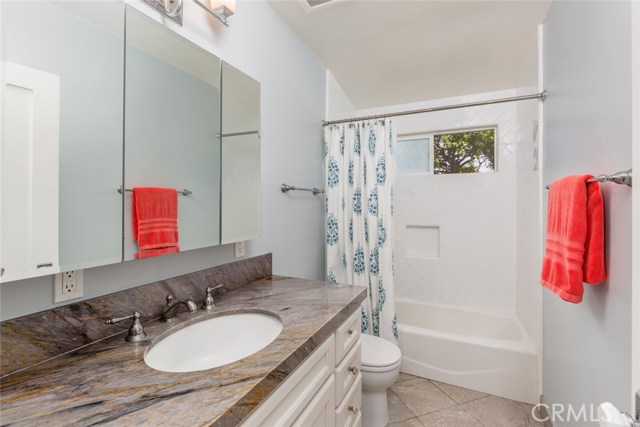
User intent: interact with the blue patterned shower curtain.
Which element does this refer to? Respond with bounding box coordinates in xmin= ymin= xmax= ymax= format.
xmin=324 ymin=119 xmax=398 ymax=342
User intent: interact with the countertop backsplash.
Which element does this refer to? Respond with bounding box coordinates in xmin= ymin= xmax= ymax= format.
xmin=0 ymin=253 xmax=272 ymax=377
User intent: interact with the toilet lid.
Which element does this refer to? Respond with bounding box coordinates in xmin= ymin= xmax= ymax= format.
xmin=360 ymin=334 xmax=402 ymax=368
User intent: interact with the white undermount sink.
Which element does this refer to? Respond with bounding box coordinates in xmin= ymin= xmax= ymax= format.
xmin=144 ymin=311 xmax=283 ymax=373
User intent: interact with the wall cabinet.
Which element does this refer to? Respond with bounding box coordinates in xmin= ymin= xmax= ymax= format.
xmin=1 ymin=1 xmax=124 ymax=280
xmin=123 ymin=6 xmax=222 ymax=260
xmin=0 ymin=2 xmax=261 ymax=282
xmin=1 ymin=62 xmax=60 ymax=281
xmin=240 ymin=309 xmax=362 ymax=427
xmin=221 ymin=62 xmax=261 ymax=245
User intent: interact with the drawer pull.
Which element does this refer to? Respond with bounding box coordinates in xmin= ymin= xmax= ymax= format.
xmin=348 ymin=365 xmax=359 ymax=375
xmin=347 ymin=329 xmax=354 ymax=335
xmin=348 ymin=405 xmax=359 ymax=413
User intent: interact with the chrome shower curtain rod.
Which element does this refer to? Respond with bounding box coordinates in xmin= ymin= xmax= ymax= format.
xmin=322 ymin=90 xmax=547 ymax=126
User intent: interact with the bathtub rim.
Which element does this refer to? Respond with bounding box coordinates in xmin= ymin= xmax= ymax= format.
xmin=397 ymin=323 xmax=537 ymax=355
xmin=395 ymin=298 xmax=537 ymax=355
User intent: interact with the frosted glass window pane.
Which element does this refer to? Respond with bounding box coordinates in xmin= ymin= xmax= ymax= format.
xmin=396 ymin=138 xmax=430 ymax=174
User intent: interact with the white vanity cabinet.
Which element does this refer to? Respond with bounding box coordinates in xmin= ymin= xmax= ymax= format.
xmin=333 ymin=309 xmax=362 ymax=427
xmin=239 ymin=309 xmax=362 ymax=427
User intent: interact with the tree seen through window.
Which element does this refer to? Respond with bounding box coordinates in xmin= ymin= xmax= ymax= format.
xmin=433 ymin=129 xmax=495 ymax=174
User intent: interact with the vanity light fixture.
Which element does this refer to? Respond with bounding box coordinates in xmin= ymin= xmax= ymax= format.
xmin=142 ymin=0 xmax=184 ymax=25
xmin=194 ymin=0 xmax=236 ymax=26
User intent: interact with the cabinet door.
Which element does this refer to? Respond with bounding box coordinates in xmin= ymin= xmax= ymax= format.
xmin=123 ymin=6 xmax=221 ymax=259
xmin=292 ymin=375 xmax=336 ymax=427
xmin=239 ymin=336 xmax=335 ymax=427
xmin=220 ymin=62 xmax=260 ymax=244
xmin=221 ymin=132 xmax=260 ymax=243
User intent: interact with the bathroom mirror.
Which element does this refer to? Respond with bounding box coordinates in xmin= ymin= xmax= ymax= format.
xmin=1 ymin=3 xmax=260 ymax=282
xmin=123 ymin=6 xmax=222 ymax=260
xmin=1 ymin=1 xmax=125 ymax=282
xmin=220 ymin=62 xmax=261 ymax=244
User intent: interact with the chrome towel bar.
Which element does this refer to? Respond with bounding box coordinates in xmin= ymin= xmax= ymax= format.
xmin=545 ymin=169 xmax=632 ymax=189
xmin=281 ymin=183 xmax=324 ymax=196
xmin=117 ymin=186 xmax=193 ymax=196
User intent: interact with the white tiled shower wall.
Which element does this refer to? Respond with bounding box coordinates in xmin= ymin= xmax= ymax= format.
xmin=357 ymin=90 xmax=520 ymax=314
xmin=327 ymin=75 xmax=543 ymax=355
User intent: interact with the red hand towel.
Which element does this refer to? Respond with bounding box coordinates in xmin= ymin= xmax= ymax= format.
xmin=132 ymin=187 xmax=180 ymax=259
xmin=135 ymin=247 xmax=180 ymax=259
xmin=540 ymin=175 xmax=606 ymax=303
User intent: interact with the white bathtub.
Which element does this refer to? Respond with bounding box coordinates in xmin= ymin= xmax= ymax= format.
xmin=396 ymin=299 xmax=538 ymax=404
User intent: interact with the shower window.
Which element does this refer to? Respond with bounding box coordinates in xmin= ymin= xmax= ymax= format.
xmin=396 ymin=137 xmax=431 ymax=174
xmin=433 ymin=128 xmax=495 ymax=174
xmin=396 ymin=127 xmax=496 ymax=175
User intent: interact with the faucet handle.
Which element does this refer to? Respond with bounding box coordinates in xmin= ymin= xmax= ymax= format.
xmin=105 ymin=311 xmax=148 ymax=343
xmin=207 ymin=284 xmax=224 ymax=293
xmin=202 ymin=284 xmax=224 ymax=311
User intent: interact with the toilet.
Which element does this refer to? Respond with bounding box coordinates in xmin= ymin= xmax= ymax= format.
xmin=360 ymin=334 xmax=402 ymax=427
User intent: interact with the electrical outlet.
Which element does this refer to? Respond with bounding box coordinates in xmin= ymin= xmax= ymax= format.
xmin=235 ymin=241 xmax=246 ymax=258
xmin=54 ymin=270 xmax=83 ymax=303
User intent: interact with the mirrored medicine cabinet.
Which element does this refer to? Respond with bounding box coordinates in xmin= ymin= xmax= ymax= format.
xmin=0 ymin=2 xmax=261 ymax=283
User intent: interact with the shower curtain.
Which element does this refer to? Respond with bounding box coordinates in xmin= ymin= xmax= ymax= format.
xmin=324 ymin=119 xmax=398 ymax=341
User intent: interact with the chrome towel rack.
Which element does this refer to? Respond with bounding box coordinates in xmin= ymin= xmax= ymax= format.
xmin=117 ymin=186 xmax=193 ymax=196
xmin=281 ymin=183 xmax=324 ymax=196
xmin=545 ymin=169 xmax=632 ymax=189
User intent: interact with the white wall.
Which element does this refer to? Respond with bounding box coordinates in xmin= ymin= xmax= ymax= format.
xmin=542 ymin=1 xmax=633 ymax=422
xmin=632 ymin=0 xmax=640 ymax=411
xmin=0 ymin=0 xmax=327 ymax=320
xmin=325 ymin=70 xmax=355 ymax=121
xmin=354 ymin=90 xmax=519 ymax=315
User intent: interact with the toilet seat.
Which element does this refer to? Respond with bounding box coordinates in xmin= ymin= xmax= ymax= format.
xmin=361 ymin=358 xmax=401 ymax=373
xmin=360 ymin=334 xmax=402 ymax=372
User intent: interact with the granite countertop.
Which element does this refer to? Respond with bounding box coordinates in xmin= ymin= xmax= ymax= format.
xmin=0 ymin=276 xmax=366 ymax=427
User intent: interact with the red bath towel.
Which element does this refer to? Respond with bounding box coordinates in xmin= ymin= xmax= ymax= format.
xmin=132 ymin=187 xmax=180 ymax=259
xmin=540 ymin=175 xmax=606 ymax=303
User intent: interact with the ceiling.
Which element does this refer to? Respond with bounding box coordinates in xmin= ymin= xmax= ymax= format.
xmin=266 ymin=0 xmax=550 ymax=109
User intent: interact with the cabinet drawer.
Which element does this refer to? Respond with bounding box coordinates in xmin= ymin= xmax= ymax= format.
xmin=334 ymin=341 xmax=361 ymax=404
xmin=335 ymin=373 xmax=362 ymax=427
xmin=291 ymin=375 xmax=336 ymax=427
xmin=335 ymin=309 xmax=360 ymax=363
xmin=239 ymin=335 xmax=335 ymax=427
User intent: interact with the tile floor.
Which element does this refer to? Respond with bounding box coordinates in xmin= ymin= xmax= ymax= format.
xmin=388 ymin=373 xmax=544 ymax=427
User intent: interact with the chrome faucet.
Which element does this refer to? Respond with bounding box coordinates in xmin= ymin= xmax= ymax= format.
xmin=160 ymin=294 xmax=197 ymax=322
xmin=105 ymin=311 xmax=148 ymax=342
xmin=201 ymin=284 xmax=224 ymax=311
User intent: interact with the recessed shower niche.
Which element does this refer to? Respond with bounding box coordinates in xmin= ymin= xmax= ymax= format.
xmin=405 ymin=225 xmax=440 ymax=259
